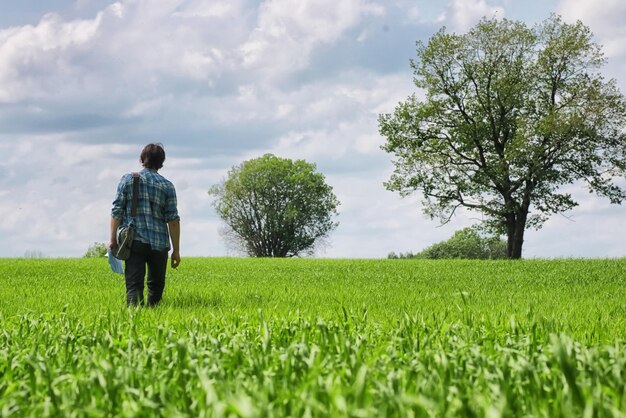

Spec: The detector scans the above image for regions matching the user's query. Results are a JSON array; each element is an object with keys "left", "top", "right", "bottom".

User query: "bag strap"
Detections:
[{"left": 131, "top": 172, "right": 140, "bottom": 218}]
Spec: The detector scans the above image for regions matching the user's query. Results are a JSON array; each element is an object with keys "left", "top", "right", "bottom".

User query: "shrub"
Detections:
[
  {"left": 389, "top": 227, "right": 507, "bottom": 259},
  {"left": 84, "top": 242, "right": 107, "bottom": 258}
]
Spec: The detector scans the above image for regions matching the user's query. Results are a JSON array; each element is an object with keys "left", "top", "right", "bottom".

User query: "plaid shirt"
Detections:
[{"left": 111, "top": 168, "right": 180, "bottom": 251}]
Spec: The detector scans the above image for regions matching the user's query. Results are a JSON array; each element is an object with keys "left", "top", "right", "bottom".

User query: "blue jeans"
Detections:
[{"left": 124, "top": 241, "right": 168, "bottom": 307}]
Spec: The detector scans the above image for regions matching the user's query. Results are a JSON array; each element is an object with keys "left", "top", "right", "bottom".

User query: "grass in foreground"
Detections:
[{"left": 1, "top": 258, "right": 625, "bottom": 416}]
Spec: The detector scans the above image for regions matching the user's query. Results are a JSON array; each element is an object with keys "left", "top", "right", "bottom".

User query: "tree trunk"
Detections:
[{"left": 505, "top": 209, "right": 528, "bottom": 259}]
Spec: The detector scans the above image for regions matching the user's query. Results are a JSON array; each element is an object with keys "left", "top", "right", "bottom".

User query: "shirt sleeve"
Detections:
[
  {"left": 111, "top": 175, "right": 129, "bottom": 221},
  {"left": 164, "top": 183, "right": 180, "bottom": 222}
]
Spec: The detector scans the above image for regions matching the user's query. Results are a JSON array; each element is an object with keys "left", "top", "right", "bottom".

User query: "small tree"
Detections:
[
  {"left": 387, "top": 251, "right": 416, "bottom": 259},
  {"left": 23, "top": 249, "right": 44, "bottom": 258},
  {"left": 379, "top": 15, "right": 626, "bottom": 259},
  {"left": 209, "top": 154, "right": 340, "bottom": 257},
  {"left": 84, "top": 242, "right": 107, "bottom": 258}
]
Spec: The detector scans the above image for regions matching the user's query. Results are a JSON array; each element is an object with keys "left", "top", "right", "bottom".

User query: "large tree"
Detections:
[
  {"left": 209, "top": 154, "right": 339, "bottom": 257},
  {"left": 379, "top": 15, "right": 626, "bottom": 259}
]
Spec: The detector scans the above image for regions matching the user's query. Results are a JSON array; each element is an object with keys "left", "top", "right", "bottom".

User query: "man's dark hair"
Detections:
[{"left": 140, "top": 143, "right": 166, "bottom": 170}]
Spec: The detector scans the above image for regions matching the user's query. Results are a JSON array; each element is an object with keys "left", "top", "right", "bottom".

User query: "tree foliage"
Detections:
[
  {"left": 84, "top": 242, "right": 107, "bottom": 258},
  {"left": 388, "top": 227, "right": 507, "bottom": 259},
  {"left": 209, "top": 154, "right": 340, "bottom": 257},
  {"left": 379, "top": 15, "right": 626, "bottom": 259}
]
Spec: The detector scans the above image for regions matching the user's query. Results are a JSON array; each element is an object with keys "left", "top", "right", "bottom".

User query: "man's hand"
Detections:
[
  {"left": 171, "top": 250, "right": 180, "bottom": 269},
  {"left": 108, "top": 240, "right": 117, "bottom": 251},
  {"left": 168, "top": 219, "right": 180, "bottom": 269}
]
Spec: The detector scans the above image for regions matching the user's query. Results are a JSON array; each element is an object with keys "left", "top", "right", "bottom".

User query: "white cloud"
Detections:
[
  {"left": 0, "top": 135, "right": 129, "bottom": 256},
  {"left": 525, "top": 185, "right": 626, "bottom": 258},
  {"left": 240, "top": 0, "right": 383, "bottom": 74},
  {"left": 0, "top": 13, "right": 101, "bottom": 102},
  {"left": 443, "top": 0, "right": 505, "bottom": 32},
  {"left": 0, "top": 0, "right": 251, "bottom": 106},
  {"left": 557, "top": 0, "right": 626, "bottom": 58},
  {"left": 326, "top": 172, "right": 478, "bottom": 257},
  {"left": 228, "top": 71, "right": 414, "bottom": 165},
  {"left": 172, "top": 0, "right": 237, "bottom": 19}
]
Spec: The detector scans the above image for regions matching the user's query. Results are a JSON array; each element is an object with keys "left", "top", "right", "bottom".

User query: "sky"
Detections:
[{"left": 0, "top": 0, "right": 625, "bottom": 258}]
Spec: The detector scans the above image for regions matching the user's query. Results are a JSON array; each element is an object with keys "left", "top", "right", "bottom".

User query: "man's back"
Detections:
[{"left": 112, "top": 168, "right": 178, "bottom": 251}]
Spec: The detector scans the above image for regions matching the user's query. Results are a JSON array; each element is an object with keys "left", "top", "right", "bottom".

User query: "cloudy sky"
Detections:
[{"left": 0, "top": 0, "right": 625, "bottom": 258}]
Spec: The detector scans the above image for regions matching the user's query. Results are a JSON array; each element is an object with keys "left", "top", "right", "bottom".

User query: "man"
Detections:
[{"left": 109, "top": 143, "right": 181, "bottom": 307}]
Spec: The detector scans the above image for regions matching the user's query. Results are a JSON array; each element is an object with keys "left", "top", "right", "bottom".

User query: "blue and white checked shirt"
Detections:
[{"left": 111, "top": 168, "right": 180, "bottom": 251}]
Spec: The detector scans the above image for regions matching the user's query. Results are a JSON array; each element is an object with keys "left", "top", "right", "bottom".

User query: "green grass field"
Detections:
[{"left": 1, "top": 258, "right": 625, "bottom": 417}]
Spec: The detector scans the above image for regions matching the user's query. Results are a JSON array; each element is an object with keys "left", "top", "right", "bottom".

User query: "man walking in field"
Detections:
[{"left": 110, "top": 143, "right": 181, "bottom": 307}]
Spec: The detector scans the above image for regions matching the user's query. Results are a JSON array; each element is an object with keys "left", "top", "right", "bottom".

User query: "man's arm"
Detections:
[
  {"left": 110, "top": 174, "right": 128, "bottom": 250},
  {"left": 168, "top": 220, "right": 180, "bottom": 268},
  {"left": 109, "top": 217, "right": 121, "bottom": 250}
]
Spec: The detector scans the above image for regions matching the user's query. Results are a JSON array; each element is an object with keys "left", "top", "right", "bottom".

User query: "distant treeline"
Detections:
[{"left": 389, "top": 227, "right": 507, "bottom": 260}]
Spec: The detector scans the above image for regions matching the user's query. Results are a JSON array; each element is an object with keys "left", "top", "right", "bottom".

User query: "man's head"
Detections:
[{"left": 140, "top": 143, "right": 166, "bottom": 170}]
